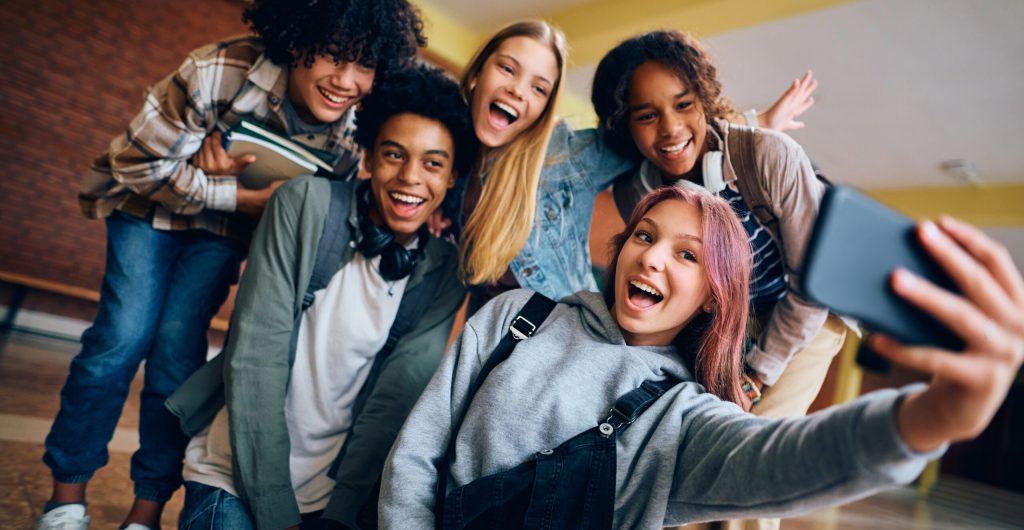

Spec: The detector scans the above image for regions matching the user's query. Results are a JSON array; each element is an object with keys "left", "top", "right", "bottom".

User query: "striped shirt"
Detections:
[
  {"left": 78, "top": 36, "right": 360, "bottom": 241},
  {"left": 719, "top": 185, "right": 787, "bottom": 307}
]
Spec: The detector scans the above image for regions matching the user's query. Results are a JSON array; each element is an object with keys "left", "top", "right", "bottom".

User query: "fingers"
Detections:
[
  {"left": 938, "top": 216, "right": 1024, "bottom": 310},
  {"left": 917, "top": 220, "right": 1022, "bottom": 333},
  {"left": 871, "top": 333, "right": 985, "bottom": 380},
  {"left": 890, "top": 268, "right": 996, "bottom": 349},
  {"left": 892, "top": 268, "right": 1023, "bottom": 364}
]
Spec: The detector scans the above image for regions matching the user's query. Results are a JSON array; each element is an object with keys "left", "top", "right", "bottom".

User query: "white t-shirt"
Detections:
[{"left": 183, "top": 245, "right": 411, "bottom": 512}]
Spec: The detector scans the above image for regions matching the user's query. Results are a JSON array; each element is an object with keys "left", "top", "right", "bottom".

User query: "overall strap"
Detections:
[
  {"left": 434, "top": 292, "right": 557, "bottom": 527},
  {"left": 599, "top": 378, "right": 680, "bottom": 438}
]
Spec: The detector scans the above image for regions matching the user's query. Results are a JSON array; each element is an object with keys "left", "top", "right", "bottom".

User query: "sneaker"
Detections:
[
  {"left": 122, "top": 525, "right": 154, "bottom": 530},
  {"left": 35, "top": 504, "right": 90, "bottom": 530}
]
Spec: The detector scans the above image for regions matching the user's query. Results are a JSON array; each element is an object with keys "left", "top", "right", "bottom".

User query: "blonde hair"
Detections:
[{"left": 458, "top": 20, "right": 567, "bottom": 285}]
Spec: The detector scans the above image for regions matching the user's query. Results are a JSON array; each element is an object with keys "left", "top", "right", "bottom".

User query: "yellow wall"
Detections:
[{"left": 867, "top": 184, "right": 1024, "bottom": 227}]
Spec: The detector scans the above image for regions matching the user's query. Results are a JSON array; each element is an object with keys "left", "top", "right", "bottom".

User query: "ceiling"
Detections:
[{"left": 425, "top": 0, "right": 1024, "bottom": 189}]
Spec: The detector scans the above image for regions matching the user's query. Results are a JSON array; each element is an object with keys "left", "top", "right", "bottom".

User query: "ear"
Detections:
[
  {"left": 446, "top": 169, "right": 458, "bottom": 189},
  {"left": 359, "top": 148, "right": 373, "bottom": 177},
  {"left": 468, "top": 74, "right": 478, "bottom": 93}
]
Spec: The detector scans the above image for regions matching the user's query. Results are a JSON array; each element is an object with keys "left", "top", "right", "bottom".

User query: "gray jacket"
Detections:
[
  {"left": 167, "top": 177, "right": 465, "bottom": 530},
  {"left": 380, "top": 289, "right": 940, "bottom": 529}
]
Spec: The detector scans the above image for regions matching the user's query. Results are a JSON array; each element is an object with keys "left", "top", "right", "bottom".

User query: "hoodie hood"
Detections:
[{"left": 559, "top": 290, "right": 621, "bottom": 345}]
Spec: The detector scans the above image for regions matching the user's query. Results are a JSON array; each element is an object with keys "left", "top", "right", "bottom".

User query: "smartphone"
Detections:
[{"left": 801, "top": 186, "right": 964, "bottom": 371}]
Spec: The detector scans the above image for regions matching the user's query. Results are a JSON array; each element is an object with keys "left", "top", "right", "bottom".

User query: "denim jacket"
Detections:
[{"left": 494, "top": 121, "right": 633, "bottom": 300}]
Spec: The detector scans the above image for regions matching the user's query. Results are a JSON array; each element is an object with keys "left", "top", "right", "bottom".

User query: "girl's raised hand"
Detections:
[
  {"left": 758, "top": 71, "right": 818, "bottom": 132},
  {"left": 873, "top": 217, "right": 1024, "bottom": 452}
]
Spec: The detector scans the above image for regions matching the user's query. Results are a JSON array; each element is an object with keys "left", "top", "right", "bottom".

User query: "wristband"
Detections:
[
  {"left": 743, "top": 109, "right": 759, "bottom": 129},
  {"left": 741, "top": 373, "right": 762, "bottom": 405}
]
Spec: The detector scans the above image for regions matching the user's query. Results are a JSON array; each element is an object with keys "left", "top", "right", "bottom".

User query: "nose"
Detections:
[
  {"left": 507, "top": 79, "right": 526, "bottom": 100},
  {"left": 331, "top": 62, "right": 358, "bottom": 90},
  {"left": 658, "top": 111, "right": 682, "bottom": 137},
  {"left": 639, "top": 242, "right": 668, "bottom": 272},
  {"left": 396, "top": 158, "right": 422, "bottom": 185}
]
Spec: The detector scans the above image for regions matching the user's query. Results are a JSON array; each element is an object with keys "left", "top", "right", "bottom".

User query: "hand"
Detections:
[
  {"left": 192, "top": 131, "right": 256, "bottom": 176},
  {"left": 875, "top": 217, "right": 1024, "bottom": 452},
  {"left": 427, "top": 209, "right": 453, "bottom": 238},
  {"left": 236, "top": 179, "right": 286, "bottom": 221},
  {"left": 758, "top": 71, "right": 818, "bottom": 132}
]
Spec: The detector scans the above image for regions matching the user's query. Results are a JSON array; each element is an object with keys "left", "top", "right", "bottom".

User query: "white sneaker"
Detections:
[
  {"left": 122, "top": 524, "right": 154, "bottom": 530},
  {"left": 35, "top": 504, "right": 90, "bottom": 530}
]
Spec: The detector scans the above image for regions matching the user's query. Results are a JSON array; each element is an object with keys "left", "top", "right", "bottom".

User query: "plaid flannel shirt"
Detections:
[{"left": 79, "top": 36, "right": 360, "bottom": 241}]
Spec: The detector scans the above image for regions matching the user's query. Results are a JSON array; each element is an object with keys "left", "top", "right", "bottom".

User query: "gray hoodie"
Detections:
[{"left": 380, "top": 289, "right": 942, "bottom": 529}]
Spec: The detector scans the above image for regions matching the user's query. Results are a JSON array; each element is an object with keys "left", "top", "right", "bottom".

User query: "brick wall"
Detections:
[{"left": 0, "top": 0, "right": 249, "bottom": 322}]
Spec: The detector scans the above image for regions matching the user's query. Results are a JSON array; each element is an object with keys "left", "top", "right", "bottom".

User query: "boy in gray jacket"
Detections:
[{"left": 167, "top": 65, "right": 477, "bottom": 530}]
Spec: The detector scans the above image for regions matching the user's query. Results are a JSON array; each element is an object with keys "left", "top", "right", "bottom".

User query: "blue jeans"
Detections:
[
  {"left": 179, "top": 482, "right": 255, "bottom": 530},
  {"left": 179, "top": 482, "right": 328, "bottom": 530},
  {"left": 44, "top": 211, "right": 245, "bottom": 502}
]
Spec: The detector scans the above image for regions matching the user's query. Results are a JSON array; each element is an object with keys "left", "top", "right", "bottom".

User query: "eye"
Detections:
[
  {"left": 426, "top": 159, "right": 446, "bottom": 170},
  {"left": 633, "top": 111, "right": 655, "bottom": 123},
  {"left": 675, "top": 100, "right": 693, "bottom": 111},
  {"left": 499, "top": 63, "right": 514, "bottom": 75},
  {"left": 383, "top": 150, "right": 404, "bottom": 161},
  {"left": 678, "top": 249, "right": 698, "bottom": 263},
  {"left": 533, "top": 85, "right": 548, "bottom": 97},
  {"left": 633, "top": 229, "right": 653, "bottom": 244}
]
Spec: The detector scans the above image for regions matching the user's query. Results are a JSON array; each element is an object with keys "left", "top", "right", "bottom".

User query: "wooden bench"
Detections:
[{"left": 0, "top": 271, "right": 229, "bottom": 334}]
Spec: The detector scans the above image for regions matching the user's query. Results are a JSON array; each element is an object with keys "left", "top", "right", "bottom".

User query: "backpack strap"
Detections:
[
  {"left": 303, "top": 179, "right": 354, "bottom": 310},
  {"left": 288, "top": 180, "right": 354, "bottom": 370},
  {"left": 726, "top": 124, "right": 781, "bottom": 245},
  {"left": 434, "top": 292, "right": 558, "bottom": 526}
]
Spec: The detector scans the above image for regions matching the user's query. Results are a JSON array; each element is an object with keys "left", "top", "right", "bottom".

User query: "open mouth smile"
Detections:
[
  {"left": 627, "top": 279, "right": 664, "bottom": 309},
  {"left": 658, "top": 139, "right": 692, "bottom": 159},
  {"left": 386, "top": 190, "right": 428, "bottom": 219},
  {"left": 488, "top": 100, "right": 520, "bottom": 129},
  {"left": 317, "top": 86, "right": 352, "bottom": 107}
]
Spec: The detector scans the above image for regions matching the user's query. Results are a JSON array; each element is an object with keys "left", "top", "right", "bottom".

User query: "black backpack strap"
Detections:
[
  {"left": 288, "top": 180, "right": 353, "bottom": 370},
  {"left": 303, "top": 179, "right": 354, "bottom": 310},
  {"left": 434, "top": 292, "right": 557, "bottom": 526}
]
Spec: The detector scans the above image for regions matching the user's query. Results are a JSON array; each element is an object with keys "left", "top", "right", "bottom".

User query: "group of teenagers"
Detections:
[{"left": 38, "top": 0, "right": 1024, "bottom": 529}]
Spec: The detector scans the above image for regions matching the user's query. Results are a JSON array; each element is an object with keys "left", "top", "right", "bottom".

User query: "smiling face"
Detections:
[
  {"left": 613, "top": 198, "right": 711, "bottom": 347},
  {"left": 627, "top": 60, "right": 710, "bottom": 181},
  {"left": 364, "top": 113, "right": 457, "bottom": 242},
  {"left": 287, "top": 55, "right": 375, "bottom": 125},
  {"left": 468, "top": 36, "right": 559, "bottom": 149}
]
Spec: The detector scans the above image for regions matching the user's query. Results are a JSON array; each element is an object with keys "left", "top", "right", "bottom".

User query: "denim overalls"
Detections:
[{"left": 440, "top": 378, "right": 678, "bottom": 529}]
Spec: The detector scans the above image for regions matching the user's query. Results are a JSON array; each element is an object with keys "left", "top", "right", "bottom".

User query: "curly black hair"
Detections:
[
  {"left": 591, "top": 30, "right": 735, "bottom": 160},
  {"left": 354, "top": 64, "right": 478, "bottom": 179},
  {"left": 244, "top": 0, "right": 426, "bottom": 80}
]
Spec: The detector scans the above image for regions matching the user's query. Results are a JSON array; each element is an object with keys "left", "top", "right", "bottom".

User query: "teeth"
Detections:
[
  {"left": 660, "top": 140, "right": 690, "bottom": 154},
  {"left": 318, "top": 87, "right": 349, "bottom": 104},
  {"left": 630, "top": 280, "right": 663, "bottom": 298},
  {"left": 390, "top": 192, "right": 425, "bottom": 205},
  {"left": 494, "top": 101, "right": 518, "bottom": 118}
]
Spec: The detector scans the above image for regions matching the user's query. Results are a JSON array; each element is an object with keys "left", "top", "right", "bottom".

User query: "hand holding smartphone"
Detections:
[{"left": 801, "top": 186, "right": 964, "bottom": 371}]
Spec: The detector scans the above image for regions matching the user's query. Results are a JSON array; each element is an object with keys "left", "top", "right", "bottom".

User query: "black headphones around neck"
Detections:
[{"left": 356, "top": 183, "right": 427, "bottom": 282}]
